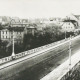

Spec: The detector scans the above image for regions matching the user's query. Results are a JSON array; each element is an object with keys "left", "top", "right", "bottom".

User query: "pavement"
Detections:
[{"left": 40, "top": 45, "right": 80, "bottom": 80}]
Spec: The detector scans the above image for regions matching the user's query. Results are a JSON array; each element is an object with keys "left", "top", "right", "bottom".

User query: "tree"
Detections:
[
  {"left": 0, "top": 24, "right": 4, "bottom": 30},
  {"left": 43, "top": 23, "right": 62, "bottom": 42},
  {"left": 22, "top": 23, "right": 63, "bottom": 51}
]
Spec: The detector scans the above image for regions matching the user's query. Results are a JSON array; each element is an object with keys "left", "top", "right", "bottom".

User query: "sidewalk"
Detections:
[{"left": 40, "top": 49, "right": 80, "bottom": 80}]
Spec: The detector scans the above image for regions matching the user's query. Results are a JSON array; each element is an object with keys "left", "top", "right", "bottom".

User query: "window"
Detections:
[
  {"left": 68, "top": 23, "right": 70, "bottom": 25},
  {"left": 6, "top": 36, "right": 7, "bottom": 39},
  {"left": 6, "top": 31, "right": 7, "bottom": 34},
  {"left": 3, "top": 31, "right": 4, "bottom": 34},
  {"left": 20, "top": 32, "right": 21, "bottom": 34}
]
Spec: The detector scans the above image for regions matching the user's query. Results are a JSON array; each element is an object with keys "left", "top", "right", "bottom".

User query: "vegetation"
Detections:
[
  {"left": 22, "top": 24, "right": 74, "bottom": 51},
  {"left": 0, "top": 24, "right": 75, "bottom": 57}
]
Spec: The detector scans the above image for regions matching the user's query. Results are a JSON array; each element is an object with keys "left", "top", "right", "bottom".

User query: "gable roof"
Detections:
[
  {"left": 62, "top": 21, "right": 79, "bottom": 29},
  {"left": 74, "top": 15, "right": 80, "bottom": 20},
  {"left": 63, "top": 20, "right": 77, "bottom": 22}
]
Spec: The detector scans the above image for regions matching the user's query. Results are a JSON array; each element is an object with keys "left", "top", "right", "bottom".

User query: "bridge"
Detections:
[{"left": 0, "top": 35, "right": 80, "bottom": 80}]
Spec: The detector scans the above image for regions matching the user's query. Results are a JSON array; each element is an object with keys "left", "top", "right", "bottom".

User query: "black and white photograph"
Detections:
[{"left": 0, "top": 0, "right": 80, "bottom": 80}]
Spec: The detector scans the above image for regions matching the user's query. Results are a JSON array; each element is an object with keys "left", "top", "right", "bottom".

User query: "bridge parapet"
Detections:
[
  {"left": 0, "top": 56, "right": 12, "bottom": 64},
  {"left": 58, "top": 60, "right": 80, "bottom": 80},
  {"left": 0, "top": 36, "right": 74, "bottom": 65}
]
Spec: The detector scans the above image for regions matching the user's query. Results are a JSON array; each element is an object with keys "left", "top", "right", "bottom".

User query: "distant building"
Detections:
[
  {"left": 0, "top": 27, "right": 24, "bottom": 44},
  {"left": 0, "top": 24, "right": 37, "bottom": 43},
  {"left": 50, "top": 17, "right": 62, "bottom": 22},
  {"left": 9, "top": 18, "right": 29, "bottom": 27},
  {"left": 24, "top": 24, "right": 37, "bottom": 35},
  {"left": 61, "top": 21, "right": 76, "bottom": 32},
  {"left": 10, "top": 18, "right": 21, "bottom": 27},
  {"left": 49, "top": 17, "right": 63, "bottom": 25},
  {"left": 66, "top": 14, "right": 80, "bottom": 27},
  {"left": 61, "top": 14, "right": 80, "bottom": 32},
  {"left": 0, "top": 29, "right": 11, "bottom": 41}
]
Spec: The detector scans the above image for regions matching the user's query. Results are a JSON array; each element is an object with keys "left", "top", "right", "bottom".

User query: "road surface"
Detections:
[{"left": 0, "top": 37, "right": 80, "bottom": 80}]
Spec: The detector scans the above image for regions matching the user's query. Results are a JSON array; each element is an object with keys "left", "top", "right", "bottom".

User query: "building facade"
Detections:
[
  {"left": 61, "top": 22, "right": 75, "bottom": 32},
  {"left": 0, "top": 28, "right": 24, "bottom": 44}
]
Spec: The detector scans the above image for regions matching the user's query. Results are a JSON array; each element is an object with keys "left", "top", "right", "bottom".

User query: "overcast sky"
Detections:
[{"left": 0, "top": 0, "right": 80, "bottom": 19}]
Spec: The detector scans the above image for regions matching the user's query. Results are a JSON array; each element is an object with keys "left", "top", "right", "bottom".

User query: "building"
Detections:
[
  {"left": 0, "top": 27, "right": 24, "bottom": 44},
  {"left": 0, "top": 24, "right": 37, "bottom": 43},
  {"left": 66, "top": 14, "right": 80, "bottom": 26},
  {"left": 9, "top": 18, "right": 29, "bottom": 27},
  {"left": 10, "top": 18, "right": 22, "bottom": 27},
  {"left": 24, "top": 24, "right": 37, "bottom": 35},
  {"left": 61, "top": 13, "right": 80, "bottom": 32},
  {"left": 0, "top": 29, "right": 10, "bottom": 41},
  {"left": 61, "top": 21, "right": 76, "bottom": 32},
  {"left": 49, "top": 17, "right": 63, "bottom": 25}
]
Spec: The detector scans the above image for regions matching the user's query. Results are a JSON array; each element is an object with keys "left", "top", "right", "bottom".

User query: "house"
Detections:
[
  {"left": 0, "top": 27, "right": 24, "bottom": 44},
  {"left": 0, "top": 29, "right": 11, "bottom": 41},
  {"left": 0, "top": 25, "right": 37, "bottom": 43},
  {"left": 66, "top": 14, "right": 80, "bottom": 27},
  {"left": 9, "top": 18, "right": 29, "bottom": 27},
  {"left": 61, "top": 14, "right": 80, "bottom": 32},
  {"left": 10, "top": 18, "right": 22, "bottom": 27},
  {"left": 24, "top": 24, "right": 37, "bottom": 35},
  {"left": 61, "top": 21, "right": 75, "bottom": 32}
]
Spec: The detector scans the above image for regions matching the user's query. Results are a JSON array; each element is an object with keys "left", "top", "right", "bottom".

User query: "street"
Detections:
[{"left": 0, "top": 38, "right": 80, "bottom": 80}]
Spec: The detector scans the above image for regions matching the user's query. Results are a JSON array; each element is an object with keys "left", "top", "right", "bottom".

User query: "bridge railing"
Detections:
[
  {"left": 0, "top": 36, "right": 74, "bottom": 65},
  {"left": 58, "top": 60, "right": 80, "bottom": 80},
  {"left": 0, "top": 56, "right": 12, "bottom": 64}
]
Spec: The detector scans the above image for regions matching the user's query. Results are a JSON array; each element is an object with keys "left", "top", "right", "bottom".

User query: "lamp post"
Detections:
[
  {"left": 65, "top": 31, "right": 66, "bottom": 39},
  {"left": 69, "top": 35, "right": 71, "bottom": 70},
  {"left": 11, "top": 30, "right": 15, "bottom": 57}
]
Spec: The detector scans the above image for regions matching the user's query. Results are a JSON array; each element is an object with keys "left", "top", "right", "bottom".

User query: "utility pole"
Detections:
[{"left": 12, "top": 30, "right": 15, "bottom": 57}]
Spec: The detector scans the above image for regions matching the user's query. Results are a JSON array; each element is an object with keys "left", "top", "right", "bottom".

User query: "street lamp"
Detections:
[
  {"left": 65, "top": 31, "right": 66, "bottom": 39},
  {"left": 69, "top": 35, "right": 71, "bottom": 70},
  {"left": 11, "top": 30, "right": 15, "bottom": 57}
]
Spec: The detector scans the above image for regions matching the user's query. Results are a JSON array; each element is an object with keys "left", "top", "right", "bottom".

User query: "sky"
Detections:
[{"left": 0, "top": 0, "right": 80, "bottom": 19}]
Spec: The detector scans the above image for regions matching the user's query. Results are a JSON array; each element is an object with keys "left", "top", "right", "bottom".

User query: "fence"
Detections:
[
  {"left": 0, "top": 37, "right": 73, "bottom": 65},
  {"left": 58, "top": 61, "right": 80, "bottom": 80}
]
